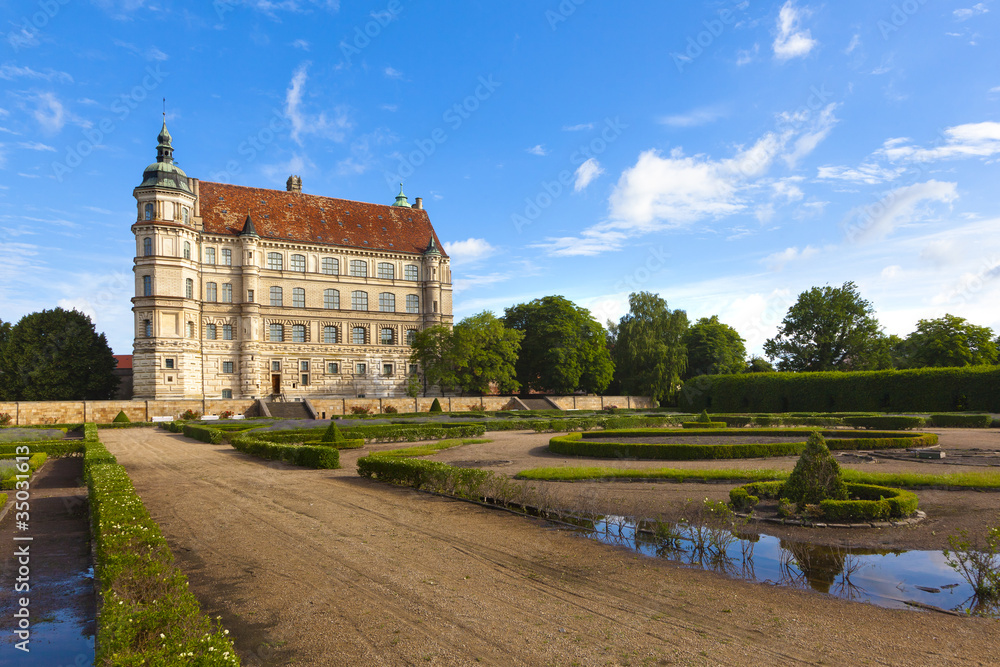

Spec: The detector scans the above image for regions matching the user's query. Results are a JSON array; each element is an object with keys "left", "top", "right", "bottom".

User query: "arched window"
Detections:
[
  {"left": 349, "top": 260, "right": 367, "bottom": 277},
  {"left": 143, "top": 237, "right": 152, "bottom": 256},
  {"left": 142, "top": 275, "right": 152, "bottom": 296},
  {"left": 406, "top": 329, "right": 417, "bottom": 345},
  {"left": 221, "top": 248, "right": 232, "bottom": 266},
  {"left": 406, "top": 295, "right": 419, "bottom": 313},
  {"left": 267, "top": 252, "right": 283, "bottom": 270},
  {"left": 206, "top": 282, "right": 217, "bottom": 302},
  {"left": 377, "top": 262, "right": 394, "bottom": 279},
  {"left": 143, "top": 319, "right": 152, "bottom": 337},
  {"left": 290, "top": 254, "right": 306, "bottom": 271},
  {"left": 269, "top": 286, "right": 283, "bottom": 306},
  {"left": 292, "top": 287, "right": 305, "bottom": 308},
  {"left": 206, "top": 324, "right": 217, "bottom": 340},
  {"left": 351, "top": 290, "right": 368, "bottom": 311},
  {"left": 183, "top": 241, "right": 191, "bottom": 260},
  {"left": 144, "top": 203, "right": 154, "bottom": 221},
  {"left": 404, "top": 265, "right": 419, "bottom": 281},
  {"left": 185, "top": 278, "right": 193, "bottom": 299},
  {"left": 321, "top": 257, "right": 339, "bottom": 275},
  {"left": 323, "top": 289, "right": 340, "bottom": 309},
  {"left": 323, "top": 325, "right": 338, "bottom": 344},
  {"left": 291, "top": 324, "right": 306, "bottom": 342},
  {"left": 205, "top": 247, "right": 216, "bottom": 265},
  {"left": 380, "top": 328, "right": 395, "bottom": 345},
  {"left": 379, "top": 293, "right": 395, "bottom": 312},
  {"left": 352, "top": 326, "right": 366, "bottom": 344},
  {"left": 269, "top": 323, "right": 284, "bottom": 342}
]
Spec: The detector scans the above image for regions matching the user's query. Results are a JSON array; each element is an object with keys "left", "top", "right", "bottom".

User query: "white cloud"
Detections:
[
  {"left": 881, "top": 265, "right": 902, "bottom": 279},
  {"left": 844, "top": 33, "right": 861, "bottom": 54},
  {"left": 574, "top": 158, "right": 604, "bottom": 192},
  {"left": 383, "top": 66, "right": 403, "bottom": 79},
  {"left": 782, "top": 103, "right": 839, "bottom": 167},
  {"left": 530, "top": 230, "right": 627, "bottom": 257},
  {"left": 771, "top": 177, "right": 804, "bottom": 201},
  {"left": 764, "top": 245, "right": 818, "bottom": 270},
  {"left": 442, "top": 238, "right": 498, "bottom": 265},
  {"left": 562, "top": 122, "right": 594, "bottom": 132},
  {"left": 879, "top": 121, "right": 1000, "bottom": 162},
  {"left": 292, "top": 39, "right": 310, "bottom": 50},
  {"left": 843, "top": 180, "right": 958, "bottom": 243},
  {"left": 452, "top": 273, "right": 511, "bottom": 293},
  {"left": 30, "top": 92, "right": 67, "bottom": 134},
  {"left": 919, "top": 239, "right": 962, "bottom": 267},
  {"left": 954, "top": 3, "right": 989, "bottom": 20},
  {"left": 773, "top": 1, "right": 817, "bottom": 61},
  {"left": 16, "top": 141, "right": 56, "bottom": 152},
  {"left": 380, "top": 104, "right": 398, "bottom": 112},
  {"left": 6, "top": 29, "right": 39, "bottom": 50},
  {"left": 736, "top": 43, "right": 759, "bottom": 66},
  {"left": 659, "top": 106, "right": 726, "bottom": 128},
  {"left": 817, "top": 162, "right": 904, "bottom": 184},
  {"left": 112, "top": 40, "right": 168, "bottom": 61},
  {"left": 0, "top": 64, "right": 73, "bottom": 83},
  {"left": 526, "top": 144, "right": 548, "bottom": 156},
  {"left": 284, "top": 62, "right": 351, "bottom": 146}
]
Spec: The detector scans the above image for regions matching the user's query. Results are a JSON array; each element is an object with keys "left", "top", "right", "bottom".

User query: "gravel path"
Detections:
[{"left": 99, "top": 428, "right": 1000, "bottom": 666}]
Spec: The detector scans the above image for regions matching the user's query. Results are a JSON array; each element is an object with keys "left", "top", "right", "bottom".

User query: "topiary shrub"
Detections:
[
  {"left": 429, "top": 398, "right": 443, "bottom": 413},
  {"left": 322, "top": 422, "right": 346, "bottom": 443},
  {"left": 112, "top": 411, "right": 130, "bottom": 424},
  {"left": 729, "top": 487, "right": 759, "bottom": 512},
  {"left": 782, "top": 431, "right": 848, "bottom": 509}
]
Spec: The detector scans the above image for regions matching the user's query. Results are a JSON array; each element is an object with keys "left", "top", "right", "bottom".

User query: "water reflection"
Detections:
[{"left": 570, "top": 514, "right": 993, "bottom": 616}]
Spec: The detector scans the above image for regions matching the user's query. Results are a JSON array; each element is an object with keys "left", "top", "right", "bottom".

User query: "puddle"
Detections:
[
  {"left": 3, "top": 607, "right": 94, "bottom": 666},
  {"left": 566, "top": 514, "right": 995, "bottom": 616}
]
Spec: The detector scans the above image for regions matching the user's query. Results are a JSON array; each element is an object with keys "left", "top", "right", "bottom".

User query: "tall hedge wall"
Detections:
[{"left": 678, "top": 366, "right": 1000, "bottom": 413}]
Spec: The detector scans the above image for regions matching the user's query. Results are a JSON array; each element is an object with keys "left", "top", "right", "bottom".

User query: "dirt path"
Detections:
[{"left": 98, "top": 428, "right": 1000, "bottom": 666}]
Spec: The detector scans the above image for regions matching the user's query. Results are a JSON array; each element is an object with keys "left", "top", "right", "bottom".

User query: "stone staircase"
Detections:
[
  {"left": 265, "top": 400, "right": 312, "bottom": 420},
  {"left": 516, "top": 397, "right": 562, "bottom": 411}
]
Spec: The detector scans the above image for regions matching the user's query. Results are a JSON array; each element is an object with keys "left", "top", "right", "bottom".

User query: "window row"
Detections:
[
  {"left": 143, "top": 203, "right": 191, "bottom": 224},
  {"left": 266, "top": 324, "right": 417, "bottom": 346},
  {"left": 267, "top": 287, "right": 419, "bottom": 313},
  {"left": 270, "top": 359, "right": 416, "bottom": 377},
  {"left": 264, "top": 253, "right": 420, "bottom": 281}
]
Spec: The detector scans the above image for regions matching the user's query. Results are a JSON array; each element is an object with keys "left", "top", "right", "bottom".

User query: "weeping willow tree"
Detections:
[{"left": 608, "top": 292, "right": 688, "bottom": 405}]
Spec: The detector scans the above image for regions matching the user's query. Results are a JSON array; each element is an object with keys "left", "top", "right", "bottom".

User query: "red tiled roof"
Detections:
[
  {"left": 114, "top": 354, "right": 133, "bottom": 369},
  {"left": 197, "top": 181, "right": 447, "bottom": 257}
]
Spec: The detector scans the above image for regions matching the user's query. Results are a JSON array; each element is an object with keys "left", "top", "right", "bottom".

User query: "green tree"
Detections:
[
  {"left": 0, "top": 308, "right": 119, "bottom": 401},
  {"left": 902, "top": 314, "right": 998, "bottom": 368},
  {"left": 452, "top": 312, "right": 523, "bottom": 395},
  {"left": 407, "top": 325, "right": 458, "bottom": 396},
  {"left": 609, "top": 292, "right": 687, "bottom": 404},
  {"left": 683, "top": 315, "right": 746, "bottom": 379},
  {"left": 503, "top": 296, "right": 613, "bottom": 394},
  {"left": 745, "top": 356, "right": 775, "bottom": 373},
  {"left": 763, "top": 282, "right": 885, "bottom": 372}
]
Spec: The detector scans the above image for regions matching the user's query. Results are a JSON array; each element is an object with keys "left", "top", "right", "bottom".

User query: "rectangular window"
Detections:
[
  {"left": 292, "top": 324, "right": 306, "bottom": 342},
  {"left": 356, "top": 363, "right": 367, "bottom": 375},
  {"left": 409, "top": 364, "right": 419, "bottom": 375},
  {"left": 293, "top": 287, "right": 305, "bottom": 308},
  {"left": 186, "top": 321, "right": 195, "bottom": 338},
  {"left": 222, "top": 324, "right": 234, "bottom": 340},
  {"left": 406, "top": 295, "right": 419, "bottom": 313},
  {"left": 269, "top": 323, "right": 284, "bottom": 342},
  {"left": 205, "top": 247, "right": 216, "bottom": 265},
  {"left": 271, "top": 361, "right": 281, "bottom": 372},
  {"left": 327, "top": 362, "right": 339, "bottom": 374},
  {"left": 144, "top": 320, "right": 152, "bottom": 337},
  {"left": 379, "top": 293, "right": 395, "bottom": 312},
  {"left": 165, "top": 358, "right": 175, "bottom": 369},
  {"left": 349, "top": 260, "right": 367, "bottom": 277},
  {"left": 185, "top": 279, "right": 193, "bottom": 299},
  {"left": 300, "top": 361, "right": 309, "bottom": 372},
  {"left": 222, "top": 361, "right": 234, "bottom": 374},
  {"left": 267, "top": 252, "right": 283, "bottom": 270},
  {"left": 381, "top": 327, "right": 394, "bottom": 345},
  {"left": 206, "top": 323, "right": 217, "bottom": 340},
  {"left": 406, "top": 329, "right": 417, "bottom": 345},
  {"left": 222, "top": 389, "right": 233, "bottom": 399},
  {"left": 206, "top": 282, "right": 217, "bottom": 302},
  {"left": 291, "top": 254, "right": 306, "bottom": 271},
  {"left": 404, "top": 265, "right": 419, "bottom": 281},
  {"left": 323, "top": 289, "right": 340, "bottom": 309},
  {"left": 352, "top": 327, "right": 365, "bottom": 345},
  {"left": 383, "top": 363, "right": 393, "bottom": 376},
  {"left": 323, "top": 325, "right": 337, "bottom": 344},
  {"left": 221, "top": 283, "right": 232, "bottom": 303},
  {"left": 222, "top": 248, "right": 232, "bottom": 266},
  {"left": 247, "top": 289, "right": 254, "bottom": 303},
  {"left": 301, "top": 374, "right": 309, "bottom": 386},
  {"left": 351, "top": 291, "right": 368, "bottom": 311},
  {"left": 270, "top": 286, "right": 282, "bottom": 307},
  {"left": 142, "top": 275, "right": 152, "bottom": 296},
  {"left": 377, "top": 262, "right": 394, "bottom": 279},
  {"left": 322, "top": 257, "right": 338, "bottom": 275}
]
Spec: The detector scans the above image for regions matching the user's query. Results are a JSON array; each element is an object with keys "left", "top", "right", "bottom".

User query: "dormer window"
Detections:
[{"left": 144, "top": 203, "right": 154, "bottom": 221}]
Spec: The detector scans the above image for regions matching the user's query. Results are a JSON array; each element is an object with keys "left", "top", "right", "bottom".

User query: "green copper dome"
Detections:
[
  {"left": 138, "top": 118, "right": 192, "bottom": 193},
  {"left": 392, "top": 182, "right": 410, "bottom": 207}
]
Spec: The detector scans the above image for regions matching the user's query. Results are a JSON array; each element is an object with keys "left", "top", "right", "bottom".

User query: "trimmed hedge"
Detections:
[
  {"left": 230, "top": 438, "right": 340, "bottom": 469},
  {"left": 548, "top": 429, "right": 935, "bottom": 460},
  {"left": 0, "top": 492, "right": 6, "bottom": 506},
  {"left": 84, "top": 439, "right": 239, "bottom": 665},
  {"left": 729, "top": 480, "right": 918, "bottom": 521},
  {"left": 0, "top": 441, "right": 85, "bottom": 457},
  {"left": 843, "top": 416, "right": 924, "bottom": 430},
  {"left": 357, "top": 454, "right": 492, "bottom": 498},
  {"left": 680, "top": 366, "right": 1000, "bottom": 413},
  {"left": 84, "top": 422, "right": 100, "bottom": 442},
  {"left": 255, "top": 422, "right": 487, "bottom": 444},
  {"left": 929, "top": 413, "right": 993, "bottom": 428},
  {"left": 302, "top": 439, "right": 364, "bottom": 450},
  {"left": 0, "top": 453, "right": 47, "bottom": 489},
  {"left": 182, "top": 424, "right": 225, "bottom": 444},
  {"left": 681, "top": 421, "right": 727, "bottom": 429}
]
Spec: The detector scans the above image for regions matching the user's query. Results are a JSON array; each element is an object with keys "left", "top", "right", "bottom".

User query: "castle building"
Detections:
[{"left": 131, "top": 120, "right": 452, "bottom": 400}]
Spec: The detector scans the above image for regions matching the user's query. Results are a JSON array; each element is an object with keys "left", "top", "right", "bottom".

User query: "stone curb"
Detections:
[{"left": 733, "top": 510, "right": 926, "bottom": 528}]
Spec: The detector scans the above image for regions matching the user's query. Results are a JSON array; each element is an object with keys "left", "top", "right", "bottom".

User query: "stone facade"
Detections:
[{"left": 131, "top": 120, "right": 452, "bottom": 400}]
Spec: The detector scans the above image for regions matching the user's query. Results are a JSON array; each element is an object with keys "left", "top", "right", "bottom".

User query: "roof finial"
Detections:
[{"left": 392, "top": 182, "right": 410, "bottom": 207}]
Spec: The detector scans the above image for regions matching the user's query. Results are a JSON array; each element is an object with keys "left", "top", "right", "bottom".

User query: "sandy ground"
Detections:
[{"left": 100, "top": 428, "right": 1000, "bottom": 667}]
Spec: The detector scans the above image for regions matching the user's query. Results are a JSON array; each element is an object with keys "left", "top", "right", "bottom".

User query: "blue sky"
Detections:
[{"left": 2, "top": 1, "right": 1000, "bottom": 356}]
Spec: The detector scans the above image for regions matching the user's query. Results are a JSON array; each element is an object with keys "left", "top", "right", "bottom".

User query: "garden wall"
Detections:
[{"left": 679, "top": 366, "right": 1000, "bottom": 413}]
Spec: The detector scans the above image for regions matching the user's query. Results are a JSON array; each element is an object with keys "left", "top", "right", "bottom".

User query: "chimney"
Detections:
[
  {"left": 286, "top": 175, "right": 302, "bottom": 193},
  {"left": 413, "top": 197, "right": 423, "bottom": 210}
]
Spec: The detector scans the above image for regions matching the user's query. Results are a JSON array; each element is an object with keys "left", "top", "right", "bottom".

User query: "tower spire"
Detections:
[
  {"left": 156, "top": 105, "right": 174, "bottom": 165},
  {"left": 392, "top": 182, "right": 410, "bottom": 207}
]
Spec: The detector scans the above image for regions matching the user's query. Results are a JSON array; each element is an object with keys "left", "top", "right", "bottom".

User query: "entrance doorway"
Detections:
[{"left": 271, "top": 374, "right": 281, "bottom": 394}]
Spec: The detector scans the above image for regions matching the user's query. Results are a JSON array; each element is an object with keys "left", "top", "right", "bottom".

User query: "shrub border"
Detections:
[{"left": 729, "top": 480, "right": 919, "bottom": 522}]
